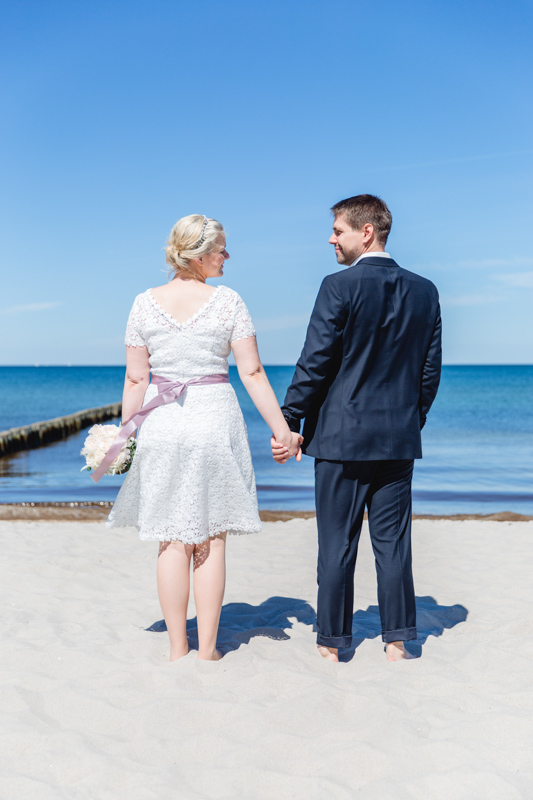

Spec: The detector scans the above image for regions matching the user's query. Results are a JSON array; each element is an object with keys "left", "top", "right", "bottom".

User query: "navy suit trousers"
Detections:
[{"left": 315, "top": 458, "right": 417, "bottom": 648}]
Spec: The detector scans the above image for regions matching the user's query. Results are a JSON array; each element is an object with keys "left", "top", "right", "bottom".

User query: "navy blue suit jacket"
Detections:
[{"left": 281, "top": 256, "right": 442, "bottom": 461}]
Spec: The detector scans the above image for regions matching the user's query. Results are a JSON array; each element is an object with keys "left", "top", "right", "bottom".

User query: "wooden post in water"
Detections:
[{"left": 0, "top": 403, "right": 122, "bottom": 456}]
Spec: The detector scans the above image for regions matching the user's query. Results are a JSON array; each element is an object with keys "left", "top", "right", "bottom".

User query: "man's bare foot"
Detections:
[
  {"left": 169, "top": 645, "right": 189, "bottom": 662},
  {"left": 197, "top": 649, "right": 223, "bottom": 661},
  {"left": 317, "top": 645, "right": 339, "bottom": 662},
  {"left": 385, "top": 641, "right": 407, "bottom": 662}
]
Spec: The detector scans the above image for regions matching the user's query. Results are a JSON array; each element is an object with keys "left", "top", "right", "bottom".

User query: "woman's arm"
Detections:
[
  {"left": 231, "top": 336, "right": 302, "bottom": 460},
  {"left": 121, "top": 345, "right": 151, "bottom": 425}
]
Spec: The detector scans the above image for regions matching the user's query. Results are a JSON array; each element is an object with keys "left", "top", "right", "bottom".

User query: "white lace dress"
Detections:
[{"left": 106, "top": 285, "right": 263, "bottom": 544}]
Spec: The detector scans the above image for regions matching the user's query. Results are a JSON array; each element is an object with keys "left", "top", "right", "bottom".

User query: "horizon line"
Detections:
[{"left": 1, "top": 363, "right": 532, "bottom": 369}]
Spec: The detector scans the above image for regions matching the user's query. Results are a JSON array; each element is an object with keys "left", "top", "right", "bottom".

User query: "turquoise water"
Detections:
[{"left": 0, "top": 365, "right": 532, "bottom": 513}]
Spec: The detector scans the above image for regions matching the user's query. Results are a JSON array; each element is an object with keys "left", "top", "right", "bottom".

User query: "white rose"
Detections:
[{"left": 113, "top": 450, "right": 128, "bottom": 469}]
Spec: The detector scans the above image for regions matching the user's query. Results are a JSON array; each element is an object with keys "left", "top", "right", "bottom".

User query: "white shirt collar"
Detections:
[{"left": 351, "top": 251, "right": 391, "bottom": 267}]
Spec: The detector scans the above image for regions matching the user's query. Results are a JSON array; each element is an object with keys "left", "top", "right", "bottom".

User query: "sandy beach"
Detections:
[{"left": 2, "top": 516, "right": 532, "bottom": 799}]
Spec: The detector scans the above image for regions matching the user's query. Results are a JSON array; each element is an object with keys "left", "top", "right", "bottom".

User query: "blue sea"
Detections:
[{"left": 0, "top": 365, "right": 532, "bottom": 514}]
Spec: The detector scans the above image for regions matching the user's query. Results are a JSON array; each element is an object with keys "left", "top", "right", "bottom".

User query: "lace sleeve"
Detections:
[
  {"left": 230, "top": 294, "right": 256, "bottom": 343},
  {"left": 125, "top": 295, "right": 146, "bottom": 347}
]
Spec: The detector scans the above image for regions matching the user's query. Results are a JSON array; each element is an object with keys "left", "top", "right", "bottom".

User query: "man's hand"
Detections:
[{"left": 271, "top": 432, "right": 303, "bottom": 464}]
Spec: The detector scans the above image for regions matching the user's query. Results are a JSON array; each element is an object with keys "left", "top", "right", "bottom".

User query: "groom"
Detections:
[{"left": 273, "top": 194, "right": 441, "bottom": 662}]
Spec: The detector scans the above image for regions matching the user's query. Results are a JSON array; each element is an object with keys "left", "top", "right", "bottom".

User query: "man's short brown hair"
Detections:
[{"left": 331, "top": 194, "right": 392, "bottom": 245}]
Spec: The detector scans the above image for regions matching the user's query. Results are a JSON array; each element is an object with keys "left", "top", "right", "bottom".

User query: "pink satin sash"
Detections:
[{"left": 90, "top": 373, "right": 229, "bottom": 483}]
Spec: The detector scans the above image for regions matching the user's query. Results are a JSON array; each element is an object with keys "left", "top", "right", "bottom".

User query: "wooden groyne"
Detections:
[{"left": 0, "top": 403, "right": 122, "bottom": 457}]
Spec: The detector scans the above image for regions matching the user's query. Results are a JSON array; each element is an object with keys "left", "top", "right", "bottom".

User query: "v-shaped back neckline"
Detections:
[{"left": 146, "top": 286, "right": 221, "bottom": 329}]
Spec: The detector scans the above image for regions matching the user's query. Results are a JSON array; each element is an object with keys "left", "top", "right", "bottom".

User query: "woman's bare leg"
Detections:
[
  {"left": 193, "top": 533, "right": 227, "bottom": 660},
  {"left": 157, "top": 540, "right": 193, "bottom": 661}
]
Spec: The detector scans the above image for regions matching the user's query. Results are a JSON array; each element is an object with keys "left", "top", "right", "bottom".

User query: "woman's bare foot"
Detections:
[
  {"left": 317, "top": 645, "right": 339, "bottom": 662},
  {"left": 169, "top": 645, "right": 189, "bottom": 662},
  {"left": 197, "top": 649, "right": 223, "bottom": 661},
  {"left": 385, "top": 641, "right": 407, "bottom": 662}
]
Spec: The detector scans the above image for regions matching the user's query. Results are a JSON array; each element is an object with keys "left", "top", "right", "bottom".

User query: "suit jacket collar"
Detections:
[{"left": 355, "top": 255, "right": 399, "bottom": 268}]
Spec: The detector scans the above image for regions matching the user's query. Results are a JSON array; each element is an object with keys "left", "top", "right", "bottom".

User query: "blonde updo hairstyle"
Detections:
[{"left": 165, "top": 214, "right": 225, "bottom": 280}]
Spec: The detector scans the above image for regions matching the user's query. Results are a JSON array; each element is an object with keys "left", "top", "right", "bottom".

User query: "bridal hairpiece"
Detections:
[{"left": 191, "top": 215, "right": 209, "bottom": 250}]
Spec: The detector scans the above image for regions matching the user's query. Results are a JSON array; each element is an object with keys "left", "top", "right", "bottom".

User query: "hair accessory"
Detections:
[{"left": 191, "top": 215, "right": 209, "bottom": 250}]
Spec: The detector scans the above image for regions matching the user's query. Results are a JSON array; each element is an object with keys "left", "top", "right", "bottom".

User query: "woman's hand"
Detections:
[{"left": 271, "top": 432, "right": 303, "bottom": 464}]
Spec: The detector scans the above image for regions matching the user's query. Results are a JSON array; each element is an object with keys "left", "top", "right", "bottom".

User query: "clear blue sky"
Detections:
[{"left": 1, "top": 0, "right": 532, "bottom": 365}]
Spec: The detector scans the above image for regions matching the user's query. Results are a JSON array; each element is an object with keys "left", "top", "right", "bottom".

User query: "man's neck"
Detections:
[{"left": 360, "top": 247, "right": 386, "bottom": 256}]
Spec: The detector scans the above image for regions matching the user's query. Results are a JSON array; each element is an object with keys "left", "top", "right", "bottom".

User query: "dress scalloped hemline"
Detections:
[{"left": 105, "top": 519, "right": 263, "bottom": 544}]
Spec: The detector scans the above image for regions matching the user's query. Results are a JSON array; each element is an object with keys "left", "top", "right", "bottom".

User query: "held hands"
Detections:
[{"left": 271, "top": 432, "right": 303, "bottom": 465}]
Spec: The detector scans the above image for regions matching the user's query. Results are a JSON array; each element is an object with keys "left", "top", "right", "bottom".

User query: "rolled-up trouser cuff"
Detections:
[
  {"left": 382, "top": 627, "right": 417, "bottom": 643},
  {"left": 316, "top": 633, "right": 352, "bottom": 648}
]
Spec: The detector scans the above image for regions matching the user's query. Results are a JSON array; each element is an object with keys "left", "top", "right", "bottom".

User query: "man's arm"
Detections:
[
  {"left": 281, "top": 275, "right": 348, "bottom": 432},
  {"left": 419, "top": 304, "right": 442, "bottom": 428}
]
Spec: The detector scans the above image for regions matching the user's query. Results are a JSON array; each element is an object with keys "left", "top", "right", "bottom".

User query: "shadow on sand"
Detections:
[
  {"left": 147, "top": 595, "right": 468, "bottom": 659},
  {"left": 146, "top": 597, "right": 315, "bottom": 654},
  {"left": 340, "top": 595, "right": 469, "bottom": 662}
]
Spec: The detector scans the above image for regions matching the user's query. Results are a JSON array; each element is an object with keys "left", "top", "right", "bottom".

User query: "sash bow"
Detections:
[{"left": 90, "top": 373, "right": 229, "bottom": 483}]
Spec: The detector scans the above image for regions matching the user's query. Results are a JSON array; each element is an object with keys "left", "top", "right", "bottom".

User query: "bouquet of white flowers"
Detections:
[{"left": 81, "top": 424, "right": 136, "bottom": 476}]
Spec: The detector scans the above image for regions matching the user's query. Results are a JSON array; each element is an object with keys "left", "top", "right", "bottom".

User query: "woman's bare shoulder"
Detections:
[{"left": 149, "top": 282, "right": 172, "bottom": 299}]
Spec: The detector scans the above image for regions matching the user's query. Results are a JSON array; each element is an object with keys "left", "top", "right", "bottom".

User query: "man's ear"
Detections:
[{"left": 363, "top": 223, "right": 374, "bottom": 242}]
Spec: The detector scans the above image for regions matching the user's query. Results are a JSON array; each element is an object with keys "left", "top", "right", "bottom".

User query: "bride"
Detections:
[{"left": 106, "top": 214, "right": 302, "bottom": 661}]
